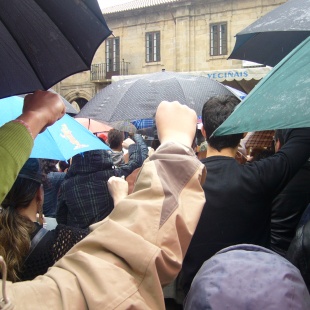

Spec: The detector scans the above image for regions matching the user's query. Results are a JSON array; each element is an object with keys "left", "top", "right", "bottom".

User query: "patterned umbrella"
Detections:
[
  {"left": 1, "top": 96, "right": 110, "bottom": 160},
  {"left": 76, "top": 71, "right": 237, "bottom": 122}
]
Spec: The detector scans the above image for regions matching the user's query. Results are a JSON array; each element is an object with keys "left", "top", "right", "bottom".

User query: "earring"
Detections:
[{"left": 36, "top": 201, "right": 44, "bottom": 225}]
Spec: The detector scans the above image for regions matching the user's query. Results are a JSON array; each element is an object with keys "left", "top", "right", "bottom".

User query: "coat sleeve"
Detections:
[
  {"left": 2, "top": 142, "right": 206, "bottom": 310},
  {"left": 115, "top": 134, "right": 148, "bottom": 178},
  {"left": 0, "top": 122, "right": 33, "bottom": 204}
]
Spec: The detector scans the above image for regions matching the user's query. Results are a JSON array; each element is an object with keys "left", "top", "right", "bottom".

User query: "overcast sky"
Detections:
[{"left": 98, "top": 0, "right": 132, "bottom": 9}]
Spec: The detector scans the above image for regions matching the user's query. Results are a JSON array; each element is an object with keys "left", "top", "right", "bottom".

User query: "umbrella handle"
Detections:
[{"left": 0, "top": 256, "right": 13, "bottom": 309}]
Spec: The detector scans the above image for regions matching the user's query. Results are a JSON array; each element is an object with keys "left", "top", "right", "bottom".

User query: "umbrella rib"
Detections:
[
  {"left": 0, "top": 1, "right": 112, "bottom": 92},
  {"left": 37, "top": 2, "right": 108, "bottom": 69},
  {"left": 0, "top": 11, "right": 45, "bottom": 89}
]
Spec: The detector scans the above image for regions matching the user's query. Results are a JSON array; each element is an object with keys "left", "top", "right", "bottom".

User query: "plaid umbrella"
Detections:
[
  {"left": 132, "top": 119, "right": 155, "bottom": 130},
  {"left": 241, "top": 130, "right": 275, "bottom": 149}
]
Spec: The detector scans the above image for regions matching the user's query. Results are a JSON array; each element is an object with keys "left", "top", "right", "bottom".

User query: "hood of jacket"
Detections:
[
  {"left": 184, "top": 244, "right": 310, "bottom": 310},
  {"left": 66, "top": 150, "right": 114, "bottom": 177}
]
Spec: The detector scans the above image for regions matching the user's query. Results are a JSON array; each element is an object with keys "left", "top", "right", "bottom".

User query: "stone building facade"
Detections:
[{"left": 57, "top": 0, "right": 286, "bottom": 109}]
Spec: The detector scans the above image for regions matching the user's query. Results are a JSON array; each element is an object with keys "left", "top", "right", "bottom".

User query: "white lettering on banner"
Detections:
[{"left": 207, "top": 71, "right": 249, "bottom": 79}]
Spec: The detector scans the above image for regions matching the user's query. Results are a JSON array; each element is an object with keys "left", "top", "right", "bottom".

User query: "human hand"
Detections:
[
  {"left": 19, "top": 90, "right": 66, "bottom": 137},
  {"left": 122, "top": 137, "right": 135, "bottom": 149},
  {"left": 107, "top": 176, "right": 129, "bottom": 205},
  {"left": 148, "top": 147, "right": 155, "bottom": 157},
  {"left": 155, "top": 101, "right": 197, "bottom": 148}
]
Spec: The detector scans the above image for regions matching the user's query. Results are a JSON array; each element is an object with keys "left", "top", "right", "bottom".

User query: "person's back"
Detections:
[
  {"left": 56, "top": 134, "right": 148, "bottom": 228},
  {"left": 21, "top": 223, "right": 88, "bottom": 281},
  {"left": 180, "top": 95, "right": 310, "bottom": 296}
]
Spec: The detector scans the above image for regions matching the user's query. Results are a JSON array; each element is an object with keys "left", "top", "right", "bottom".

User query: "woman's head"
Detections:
[
  {"left": 3, "top": 158, "right": 43, "bottom": 211},
  {"left": 0, "top": 158, "right": 43, "bottom": 282}
]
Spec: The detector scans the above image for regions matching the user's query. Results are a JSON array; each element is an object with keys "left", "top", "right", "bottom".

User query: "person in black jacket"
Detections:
[
  {"left": 270, "top": 129, "right": 310, "bottom": 257},
  {"left": 179, "top": 95, "right": 310, "bottom": 298}
]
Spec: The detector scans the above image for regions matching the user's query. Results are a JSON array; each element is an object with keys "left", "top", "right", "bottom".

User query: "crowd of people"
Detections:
[{"left": 0, "top": 90, "right": 310, "bottom": 310}]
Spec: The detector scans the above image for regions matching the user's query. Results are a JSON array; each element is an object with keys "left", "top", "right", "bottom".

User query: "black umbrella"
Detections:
[
  {"left": 229, "top": 0, "right": 310, "bottom": 67},
  {"left": 76, "top": 71, "right": 237, "bottom": 122},
  {"left": 0, "top": 0, "right": 112, "bottom": 99}
]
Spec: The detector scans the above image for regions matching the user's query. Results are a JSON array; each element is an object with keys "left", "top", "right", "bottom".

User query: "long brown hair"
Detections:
[{"left": 0, "top": 168, "right": 41, "bottom": 281}]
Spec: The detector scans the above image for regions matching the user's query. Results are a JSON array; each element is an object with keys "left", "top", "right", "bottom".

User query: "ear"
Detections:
[
  {"left": 243, "top": 132, "right": 247, "bottom": 139},
  {"left": 201, "top": 126, "right": 207, "bottom": 139},
  {"left": 36, "top": 185, "right": 44, "bottom": 205}
]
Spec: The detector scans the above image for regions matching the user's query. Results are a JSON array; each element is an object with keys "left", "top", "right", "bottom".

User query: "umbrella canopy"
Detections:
[
  {"left": 75, "top": 118, "right": 113, "bottom": 134},
  {"left": 76, "top": 71, "right": 237, "bottom": 122},
  {"left": 132, "top": 119, "right": 155, "bottom": 130},
  {"left": 75, "top": 117, "right": 136, "bottom": 134},
  {"left": 214, "top": 36, "right": 310, "bottom": 136},
  {"left": 241, "top": 130, "right": 275, "bottom": 150},
  {"left": 0, "top": 0, "right": 112, "bottom": 99},
  {"left": 109, "top": 120, "right": 137, "bottom": 134},
  {"left": 229, "top": 0, "right": 310, "bottom": 67},
  {"left": 225, "top": 86, "right": 247, "bottom": 100},
  {"left": 1, "top": 96, "right": 110, "bottom": 160}
]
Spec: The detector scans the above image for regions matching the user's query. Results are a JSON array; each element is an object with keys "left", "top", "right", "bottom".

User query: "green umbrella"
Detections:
[{"left": 214, "top": 36, "right": 310, "bottom": 136}]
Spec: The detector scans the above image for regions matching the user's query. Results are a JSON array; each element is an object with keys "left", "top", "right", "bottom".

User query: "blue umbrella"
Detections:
[
  {"left": 132, "top": 119, "right": 155, "bottom": 130},
  {"left": 224, "top": 86, "right": 247, "bottom": 100},
  {"left": 0, "top": 96, "right": 110, "bottom": 160}
]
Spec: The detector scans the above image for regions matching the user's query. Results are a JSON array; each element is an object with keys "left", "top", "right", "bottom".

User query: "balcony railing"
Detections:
[{"left": 90, "top": 60, "right": 130, "bottom": 81}]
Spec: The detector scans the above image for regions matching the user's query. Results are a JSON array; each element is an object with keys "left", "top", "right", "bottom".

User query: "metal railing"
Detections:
[{"left": 90, "top": 60, "right": 130, "bottom": 81}]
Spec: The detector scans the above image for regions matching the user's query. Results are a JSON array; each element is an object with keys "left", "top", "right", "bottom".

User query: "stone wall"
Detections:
[{"left": 57, "top": 0, "right": 286, "bottom": 107}]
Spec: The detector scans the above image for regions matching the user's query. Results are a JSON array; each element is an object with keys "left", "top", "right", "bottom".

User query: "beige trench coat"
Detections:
[{"left": 1, "top": 142, "right": 206, "bottom": 310}]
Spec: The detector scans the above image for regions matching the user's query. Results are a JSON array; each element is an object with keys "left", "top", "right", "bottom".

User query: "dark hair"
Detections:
[
  {"left": 108, "top": 129, "right": 124, "bottom": 149},
  {"left": 196, "top": 129, "right": 205, "bottom": 146},
  {"left": 58, "top": 160, "right": 70, "bottom": 172},
  {"left": 202, "top": 95, "right": 244, "bottom": 151},
  {"left": 41, "top": 159, "right": 58, "bottom": 173}
]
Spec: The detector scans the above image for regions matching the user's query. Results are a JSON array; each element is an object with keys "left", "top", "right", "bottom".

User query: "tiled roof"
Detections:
[{"left": 103, "top": 0, "right": 182, "bottom": 14}]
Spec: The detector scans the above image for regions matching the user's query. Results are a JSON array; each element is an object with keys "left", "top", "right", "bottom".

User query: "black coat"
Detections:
[{"left": 271, "top": 162, "right": 310, "bottom": 256}]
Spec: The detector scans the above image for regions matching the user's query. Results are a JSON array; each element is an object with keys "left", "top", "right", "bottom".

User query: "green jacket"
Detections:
[{"left": 0, "top": 121, "right": 33, "bottom": 204}]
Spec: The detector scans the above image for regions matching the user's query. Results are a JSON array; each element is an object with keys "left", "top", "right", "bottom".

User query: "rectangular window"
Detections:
[
  {"left": 146, "top": 32, "right": 160, "bottom": 63},
  {"left": 210, "top": 23, "right": 227, "bottom": 56},
  {"left": 105, "top": 37, "right": 120, "bottom": 73}
]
